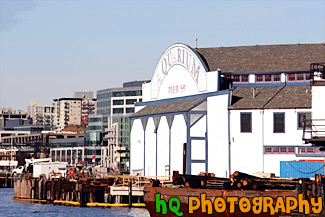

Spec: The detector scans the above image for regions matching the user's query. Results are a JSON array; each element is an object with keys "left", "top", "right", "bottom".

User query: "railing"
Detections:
[
  {"left": 303, "top": 119, "right": 325, "bottom": 145},
  {"left": 310, "top": 63, "right": 325, "bottom": 85}
]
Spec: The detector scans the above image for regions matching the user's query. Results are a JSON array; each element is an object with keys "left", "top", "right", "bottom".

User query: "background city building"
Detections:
[
  {"left": 27, "top": 101, "right": 55, "bottom": 127},
  {"left": 94, "top": 81, "right": 148, "bottom": 171},
  {"left": 53, "top": 95, "right": 96, "bottom": 131},
  {"left": 0, "top": 108, "right": 30, "bottom": 128}
]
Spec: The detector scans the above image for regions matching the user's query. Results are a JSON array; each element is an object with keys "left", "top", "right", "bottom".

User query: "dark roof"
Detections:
[
  {"left": 265, "top": 86, "right": 311, "bottom": 109},
  {"left": 230, "top": 86, "right": 282, "bottom": 109},
  {"left": 130, "top": 98, "right": 206, "bottom": 118},
  {"left": 230, "top": 85, "right": 311, "bottom": 109},
  {"left": 53, "top": 98, "right": 82, "bottom": 101},
  {"left": 196, "top": 44, "right": 325, "bottom": 73}
]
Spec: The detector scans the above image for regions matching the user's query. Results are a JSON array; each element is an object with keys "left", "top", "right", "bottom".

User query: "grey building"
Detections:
[{"left": 93, "top": 80, "right": 148, "bottom": 171}]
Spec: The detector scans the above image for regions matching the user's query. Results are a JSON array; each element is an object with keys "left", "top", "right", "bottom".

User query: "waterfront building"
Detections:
[
  {"left": 0, "top": 131, "right": 85, "bottom": 166},
  {"left": 27, "top": 101, "right": 55, "bottom": 127},
  {"left": 130, "top": 43, "right": 324, "bottom": 177}
]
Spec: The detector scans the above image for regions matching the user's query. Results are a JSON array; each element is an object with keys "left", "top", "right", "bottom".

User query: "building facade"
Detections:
[
  {"left": 0, "top": 108, "right": 30, "bottom": 128},
  {"left": 27, "top": 101, "right": 55, "bottom": 127},
  {"left": 130, "top": 43, "right": 325, "bottom": 178},
  {"left": 53, "top": 97, "right": 96, "bottom": 131},
  {"left": 96, "top": 82, "right": 146, "bottom": 171}
]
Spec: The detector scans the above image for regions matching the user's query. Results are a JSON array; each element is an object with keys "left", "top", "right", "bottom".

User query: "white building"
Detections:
[
  {"left": 130, "top": 43, "right": 325, "bottom": 177},
  {"left": 27, "top": 101, "right": 55, "bottom": 126}
]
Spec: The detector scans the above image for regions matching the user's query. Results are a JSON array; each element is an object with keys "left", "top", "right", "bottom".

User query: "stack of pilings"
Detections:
[
  {"left": 172, "top": 170, "right": 324, "bottom": 194},
  {"left": 230, "top": 171, "right": 301, "bottom": 190},
  {"left": 172, "top": 171, "right": 232, "bottom": 189},
  {"left": 13, "top": 175, "right": 147, "bottom": 206}
]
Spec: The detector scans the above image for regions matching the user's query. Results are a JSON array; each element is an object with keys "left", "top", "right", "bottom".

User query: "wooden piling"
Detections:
[{"left": 128, "top": 179, "right": 132, "bottom": 207}]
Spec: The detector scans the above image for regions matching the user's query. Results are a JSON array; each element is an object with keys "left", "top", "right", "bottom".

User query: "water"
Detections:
[{"left": 0, "top": 188, "right": 150, "bottom": 217}]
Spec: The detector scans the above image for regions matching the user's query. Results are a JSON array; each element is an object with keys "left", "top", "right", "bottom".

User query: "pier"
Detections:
[{"left": 13, "top": 174, "right": 171, "bottom": 207}]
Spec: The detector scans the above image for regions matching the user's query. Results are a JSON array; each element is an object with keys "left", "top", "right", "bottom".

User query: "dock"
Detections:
[{"left": 13, "top": 173, "right": 172, "bottom": 207}]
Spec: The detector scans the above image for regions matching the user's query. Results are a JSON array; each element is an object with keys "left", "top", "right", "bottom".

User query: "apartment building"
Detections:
[
  {"left": 53, "top": 95, "right": 96, "bottom": 131},
  {"left": 27, "top": 101, "right": 55, "bottom": 127}
]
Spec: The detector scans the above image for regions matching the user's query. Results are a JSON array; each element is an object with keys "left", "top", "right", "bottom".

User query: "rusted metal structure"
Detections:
[{"left": 143, "top": 171, "right": 325, "bottom": 216}]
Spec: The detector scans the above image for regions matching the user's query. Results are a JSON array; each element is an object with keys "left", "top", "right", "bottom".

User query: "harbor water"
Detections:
[{"left": 0, "top": 188, "right": 150, "bottom": 217}]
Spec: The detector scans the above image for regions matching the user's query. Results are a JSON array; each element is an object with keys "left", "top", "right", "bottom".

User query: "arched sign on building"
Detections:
[{"left": 150, "top": 44, "right": 209, "bottom": 100}]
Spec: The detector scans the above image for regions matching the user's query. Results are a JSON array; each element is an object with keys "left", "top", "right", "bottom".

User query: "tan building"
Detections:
[
  {"left": 27, "top": 101, "right": 55, "bottom": 126},
  {"left": 53, "top": 98, "right": 96, "bottom": 131}
]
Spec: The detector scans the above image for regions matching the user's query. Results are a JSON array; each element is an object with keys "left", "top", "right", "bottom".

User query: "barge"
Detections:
[{"left": 143, "top": 171, "right": 325, "bottom": 216}]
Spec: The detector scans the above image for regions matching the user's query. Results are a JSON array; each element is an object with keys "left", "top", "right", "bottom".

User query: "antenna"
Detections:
[{"left": 195, "top": 38, "right": 198, "bottom": 49}]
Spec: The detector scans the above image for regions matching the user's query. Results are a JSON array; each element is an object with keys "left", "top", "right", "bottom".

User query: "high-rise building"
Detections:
[
  {"left": 53, "top": 97, "right": 96, "bottom": 131},
  {"left": 95, "top": 81, "right": 148, "bottom": 171}
]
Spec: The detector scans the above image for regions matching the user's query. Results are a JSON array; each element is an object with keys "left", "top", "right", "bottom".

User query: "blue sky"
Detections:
[{"left": 0, "top": 0, "right": 324, "bottom": 110}]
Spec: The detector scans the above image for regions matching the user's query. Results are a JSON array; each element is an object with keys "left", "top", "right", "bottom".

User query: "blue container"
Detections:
[{"left": 280, "top": 161, "right": 325, "bottom": 178}]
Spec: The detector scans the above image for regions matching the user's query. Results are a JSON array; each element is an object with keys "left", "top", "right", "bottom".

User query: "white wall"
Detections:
[
  {"left": 207, "top": 94, "right": 230, "bottom": 177},
  {"left": 230, "top": 108, "right": 312, "bottom": 176},
  {"left": 263, "top": 109, "right": 310, "bottom": 146},
  {"left": 130, "top": 119, "right": 144, "bottom": 175},
  {"left": 207, "top": 71, "right": 219, "bottom": 92},
  {"left": 145, "top": 118, "right": 156, "bottom": 176},
  {"left": 312, "top": 86, "right": 325, "bottom": 119},
  {"left": 170, "top": 115, "right": 187, "bottom": 174},
  {"left": 230, "top": 110, "right": 264, "bottom": 175},
  {"left": 156, "top": 116, "right": 170, "bottom": 176},
  {"left": 142, "top": 83, "right": 151, "bottom": 102}
]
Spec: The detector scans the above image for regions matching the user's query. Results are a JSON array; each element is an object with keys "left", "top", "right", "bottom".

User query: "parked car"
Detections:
[{"left": 12, "top": 166, "right": 24, "bottom": 174}]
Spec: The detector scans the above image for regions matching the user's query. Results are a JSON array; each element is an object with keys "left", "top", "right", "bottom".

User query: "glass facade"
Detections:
[{"left": 96, "top": 86, "right": 143, "bottom": 171}]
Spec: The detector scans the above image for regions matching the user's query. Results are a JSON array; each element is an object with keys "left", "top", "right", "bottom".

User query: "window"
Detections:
[
  {"left": 299, "top": 147, "right": 306, "bottom": 154},
  {"left": 280, "top": 147, "right": 287, "bottom": 154},
  {"left": 273, "top": 147, "right": 280, "bottom": 153},
  {"left": 264, "top": 146, "right": 296, "bottom": 154},
  {"left": 126, "top": 108, "right": 134, "bottom": 113},
  {"left": 297, "top": 73, "right": 304, "bottom": 81},
  {"left": 297, "top": 112, "right": 311, "bottom": 129},
  {"left": 113, "top": 108, "right": 124, "bottom": 114},
  {"left": 264, "top": 147, "right": 272, "bottom": 154},
  {"left": 288, "top": 73, "right": 296, "bottom": 81},
  {"left": 126, "top": 99, "right": 137, "bottom": 105},
  {"left": 233, "top": 75, "right": 240, "bottom": 82},
  {"left": 307, "top": 147, "right": 314, "bottom": 153},
  {"left": 224, "top": 75, "right": 249, "bottom": 83},
  {"left": 274, "top": 113, "right": 285, "bottom": 133},
  {"left": 113, "top": 100, "right": 124, "bottom": 105},
  {"left": 256, "top": 74, "right": 264, "bottom": 82},
  {"left": 240, "top": 113, "right": 252, "bottom": 133},
  {"left": 242, "top": 75, "right": 249, "bottom": 82},
  {"left": 288, "top": 147, "right": 295, "bottom": 154},
  {"left": 265, "top": 74, "right": 272, "bottom": 82},
  {"left": 273, "top": 74, "right": 281, "bottom": 82}
]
